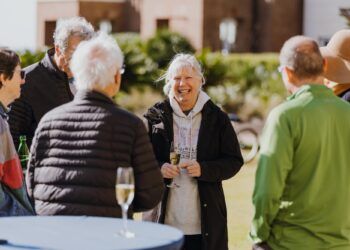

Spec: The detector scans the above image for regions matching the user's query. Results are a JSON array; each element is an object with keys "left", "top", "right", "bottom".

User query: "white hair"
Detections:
[
  {"left": 70, "top": 32, "right": 124, "bottom": 90},
  {"left": 161, "top": 53, "right": 205, "bottom": 96},
  {"left": 53, "top": 17, "right": 95, "bottom": 52}
]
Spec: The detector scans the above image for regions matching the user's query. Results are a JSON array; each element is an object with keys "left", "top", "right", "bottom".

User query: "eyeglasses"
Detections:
[
  {"left": 120, "top": 64, "right": 125, "bottom": 75},
  {"left": 0, "top": 69, "right": 25, "bottom": 79},
  {"left": 16, "top": 69, "right": 26, "bottom": 80},
  {"left": 278, "top": 65, "right": 285, "bottom": 73}
]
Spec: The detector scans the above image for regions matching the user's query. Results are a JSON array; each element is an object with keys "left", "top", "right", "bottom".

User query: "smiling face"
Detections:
[{"left": 169, "top": 66, "right": 202, "bottom": 111}]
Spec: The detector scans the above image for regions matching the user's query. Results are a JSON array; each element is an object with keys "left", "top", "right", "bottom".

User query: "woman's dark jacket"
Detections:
[
  {"left": 144, "top": 99, "right": 243, "bottom": 250},
  {"left": 26, "top": 90, "right": 164, "bottom": 217}
]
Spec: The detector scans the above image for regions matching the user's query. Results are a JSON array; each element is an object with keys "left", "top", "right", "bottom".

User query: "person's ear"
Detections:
[
  {"left": 0, "top": 73, "right": 6, "bottom": 87},
  {"left": 323, "top": 58, "right": 328, "bottom": 73},
  {"left": 115, "top": 72, "right": 121, "bottom": 84},
  {"left": 114, "top": 72, "right": 121, "bottom": 92},
  {"left": 285, "top": 67, "right": 296, "bottom": 83},
  {"left": 0, "top": 73, "right": 5, "bottom": 83}
]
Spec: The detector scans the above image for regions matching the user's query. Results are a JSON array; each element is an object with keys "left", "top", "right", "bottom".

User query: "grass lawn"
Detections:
[{"left": 224, "top": 159, "right": 257, "bottom": 250}]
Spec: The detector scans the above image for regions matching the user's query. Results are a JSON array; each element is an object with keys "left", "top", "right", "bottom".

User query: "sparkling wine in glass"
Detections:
[
  {"left": 167, "top": 142, "right": 181, "bottom": 188},
  {"left": 116, "top": 167, "right": 135, "bottom": 238}
]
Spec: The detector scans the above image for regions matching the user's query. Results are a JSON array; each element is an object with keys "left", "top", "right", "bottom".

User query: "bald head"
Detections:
[{"left": 280, "top": 36, "right": 324, "bottom": 80}]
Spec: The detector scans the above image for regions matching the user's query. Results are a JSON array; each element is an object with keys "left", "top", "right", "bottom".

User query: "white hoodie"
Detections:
[{"left": 164, "top": 91, "right": 210, "bottom": 235}]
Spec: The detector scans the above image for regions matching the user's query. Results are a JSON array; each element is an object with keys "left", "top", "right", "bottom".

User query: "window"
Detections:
[
  {"left": 45, "top": 21, "right": 56, "bottom": 47},
  {"left": 156, "top": 19, "right": 169, "bottom": 29}
]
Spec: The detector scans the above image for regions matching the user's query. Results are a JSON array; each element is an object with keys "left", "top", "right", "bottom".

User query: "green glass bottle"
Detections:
[{"left": 18, "top": 135, "right": 29, "bottom": 171}]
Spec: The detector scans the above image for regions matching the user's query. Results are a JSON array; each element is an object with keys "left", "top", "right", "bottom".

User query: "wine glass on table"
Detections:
[
  {"left": 167, "top": 142, "right": 181, "bottom": 188},
  {"left": 116, "top": 167, "right": 135, "bottom": 238}
]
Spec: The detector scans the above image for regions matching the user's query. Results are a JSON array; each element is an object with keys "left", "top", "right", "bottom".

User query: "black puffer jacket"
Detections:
[
  {"left": 145, "top": 99, "right": 243, "bottom": 250},
  {"left": 26, "top": 90, "right": 164, "bottom": 217},
  {"left": 9, "top": 48, "right": 73, "bottom": 148}
]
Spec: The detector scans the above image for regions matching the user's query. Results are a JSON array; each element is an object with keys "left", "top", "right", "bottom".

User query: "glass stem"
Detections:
[{"left": 122, "top": 204, "right": 128, "bottom": 232}]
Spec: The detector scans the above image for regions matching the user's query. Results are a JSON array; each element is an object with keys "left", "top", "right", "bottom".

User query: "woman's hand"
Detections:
[
  {"left": 180, "top": 160, "right": 201, "bottom": 177},
  {"left": 161, "top": 163, "right": 180, "bottom": 178}
]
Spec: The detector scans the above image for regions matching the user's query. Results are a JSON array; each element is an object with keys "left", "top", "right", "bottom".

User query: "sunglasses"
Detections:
[
  {"left": 0, "top": 69, "right": 25, "bottom": 79},
  {"left": 18, "top": 70, "right": 25, "bottom": 79}
]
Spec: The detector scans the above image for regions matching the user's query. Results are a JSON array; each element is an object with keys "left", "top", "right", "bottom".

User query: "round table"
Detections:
[{"left": 0, "top": 216, "right": 184, "bottom": 250}]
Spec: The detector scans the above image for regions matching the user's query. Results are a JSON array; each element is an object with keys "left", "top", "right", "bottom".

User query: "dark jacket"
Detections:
[
  {"left": 144, "top": 99, "right": 243, "bottom": 250},
  {"left": 8, "top": 48, "right": 73, "bottom": 148},
  {"left": 26, "top": 90, "right": 164, "bottom": 217}
]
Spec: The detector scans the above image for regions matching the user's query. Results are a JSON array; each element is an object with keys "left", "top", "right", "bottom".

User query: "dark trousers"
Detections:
[{"left": 182, "top": 234, "right": 202, "bottom": 250}]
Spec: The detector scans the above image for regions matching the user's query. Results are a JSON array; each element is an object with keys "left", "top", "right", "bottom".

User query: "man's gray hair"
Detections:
[
  {"left": 70, "top": 32, "right": 124, "bottom": 90},
  {"left": 161, "top": 53, "right": 205, "bottom": 96},
  {"left": 53, "top": 17, "right": 95, "bottom": 52},
  {"left": 280, "top": 36, "right": 324, "bottom": 79}
]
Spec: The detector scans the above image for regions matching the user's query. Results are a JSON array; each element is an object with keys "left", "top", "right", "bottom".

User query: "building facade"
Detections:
[
  {"left": 36, "top": 0, "right": 303, "bottom": 52},
  {"left": 31, "top": 0, "right": 350, "bottom": 52},
  {"left": 37, "top": 0, "right": 140, "bottom": 48},
  {"left": 140, "top": 0, "right": 303, "bottom": 52}
]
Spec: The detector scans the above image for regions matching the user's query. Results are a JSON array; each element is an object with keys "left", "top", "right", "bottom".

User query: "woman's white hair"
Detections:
[
  {"left": 161, "top": 53, "right": 205, "bottom": 96},
  {"left": 70, "top": 32, "right": 124, "bottom": 90},
  {"left": 53, "top": 17, "right": 95, "bottom": 52}
]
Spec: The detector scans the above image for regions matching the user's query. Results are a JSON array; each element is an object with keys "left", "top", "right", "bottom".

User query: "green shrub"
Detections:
[
  {"left": 114, "top": 33, "right": 160, "bottom": 91},
  {"left": 196, "top": 50, "right": 228, "bottom": 86},
  {"left": 202, "top": 53, "right": 287, "bottom": 117},
  {"left": 145, "top": 29, "right": 195, "bottom": 68},
  {"left": 20, "top": 50, "right": 45, "bottom": 68},
  {"left": 115, "top": 86, "right": 163, "bottom": 115}
]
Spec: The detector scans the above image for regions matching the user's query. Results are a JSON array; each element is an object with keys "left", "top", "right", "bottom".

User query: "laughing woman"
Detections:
[{"left": 144, "top": 54, "right": 243, "bottom": 250}]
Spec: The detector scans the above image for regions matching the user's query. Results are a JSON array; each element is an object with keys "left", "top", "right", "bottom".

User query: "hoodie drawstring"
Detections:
[{"left": 189, "top": 111, "right": 193, "bottom": 160}]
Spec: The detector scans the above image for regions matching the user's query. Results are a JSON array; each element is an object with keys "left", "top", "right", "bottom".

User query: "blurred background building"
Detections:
[{"left": 0, "top": 0, "right": 349, "bottom": 52}]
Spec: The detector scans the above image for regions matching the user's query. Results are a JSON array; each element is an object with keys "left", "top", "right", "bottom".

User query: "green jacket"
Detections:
[{"left": 250, "top": 85, "right": 350, "bottom": 249}]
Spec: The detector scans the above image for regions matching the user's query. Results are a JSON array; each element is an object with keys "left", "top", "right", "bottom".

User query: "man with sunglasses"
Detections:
[
  {"left": 0, "top": 48, "right": 34, "bottom": 216},
  {"left": 8, "top": 17, "right": 94, "bottom": 148}
]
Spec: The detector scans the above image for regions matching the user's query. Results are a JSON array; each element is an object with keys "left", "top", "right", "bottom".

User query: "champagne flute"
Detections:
[
  {"left": 167, "top": 142, "right": 181, "bottom": 188},
  {"left": 116, "top": 167, "right": 135, "bottom": 238}
]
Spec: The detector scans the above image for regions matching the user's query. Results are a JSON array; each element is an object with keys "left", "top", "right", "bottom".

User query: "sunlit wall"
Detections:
[{"left": 0, "top": 0, "right": 37, "bottom": 51}]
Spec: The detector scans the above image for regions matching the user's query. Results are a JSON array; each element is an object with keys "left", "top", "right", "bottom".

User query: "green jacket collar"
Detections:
[{"left": 287, "top": 84, "right": 332, "bottom": 101}]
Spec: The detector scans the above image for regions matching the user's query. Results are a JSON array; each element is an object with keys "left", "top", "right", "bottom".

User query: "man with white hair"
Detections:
[
  {"left": 250, "top": 36, "right": 350, "bottom": 249},
  {"left": 9, "top": 17, "right": 94, "bottom": 148},
  {"left": 26, "top": 33, "right": 164, "bottom": 217}
]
